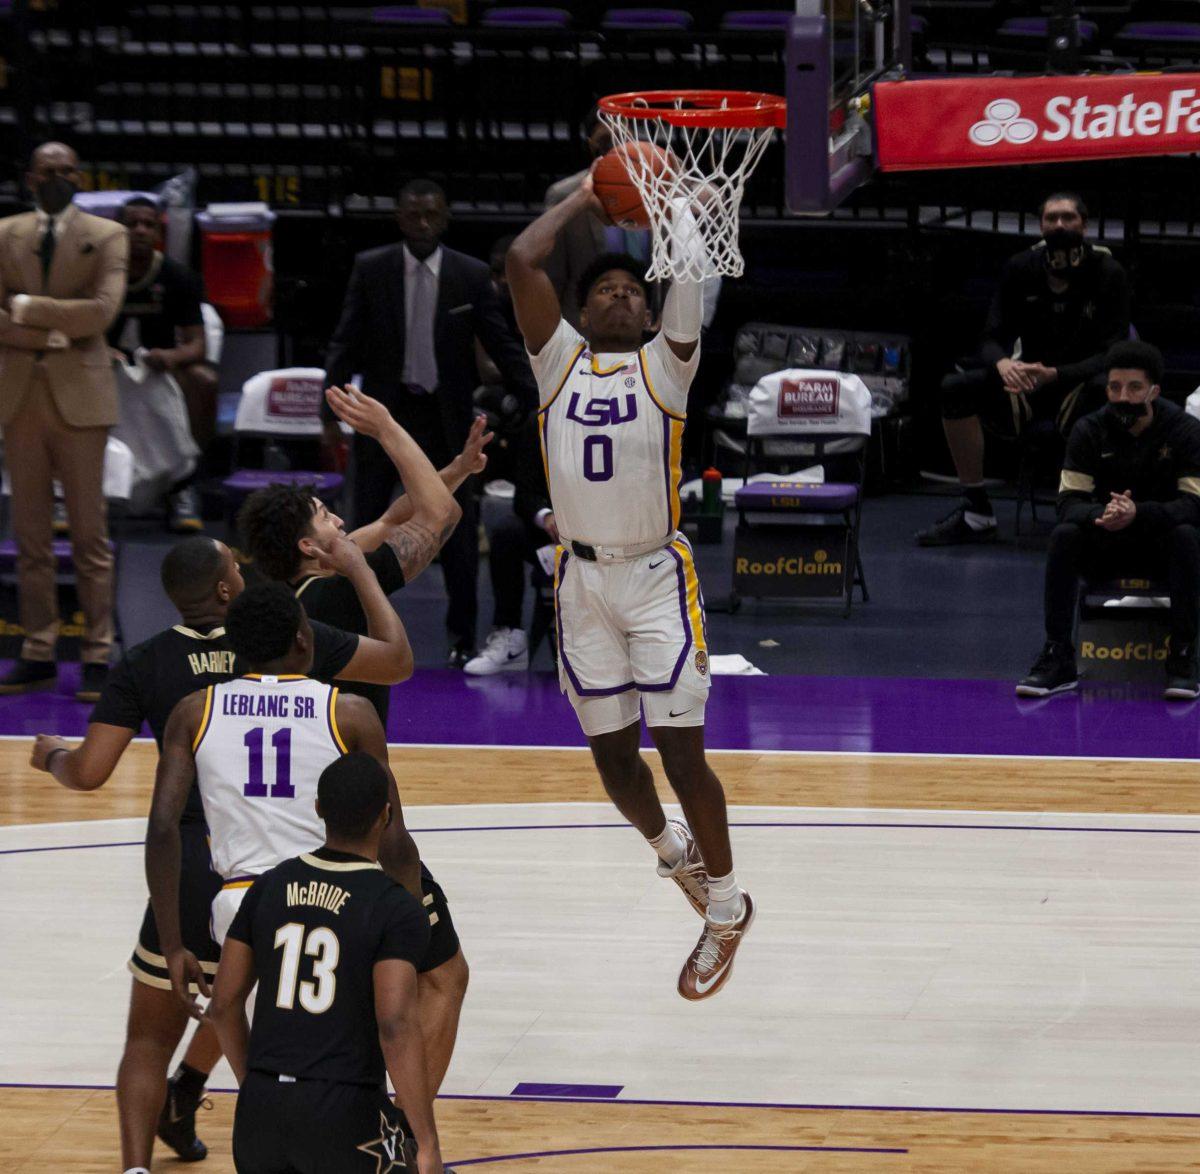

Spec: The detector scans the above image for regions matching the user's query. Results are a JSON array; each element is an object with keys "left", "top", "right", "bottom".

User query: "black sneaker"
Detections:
[
  {"left": 915, "top": 502, "right": 999, "bottom": 547},
  {"left": 76, "top": 663, "right": 108, "bottom": 703},
  {"left": 447, "top": 642, "right": 476, "bottom": 669},
  {"left": 1016, "top": 641, "right": 1079, "bottom": 697},
  {"left": 1164, "top": 648, "right": 1199, "bottom": 701},
  {"left": 156, "top": 1072, "right": 210, "bottom": 1162},
  {"left": 0, "top": 658, "right": 57, "bottom": 694}
]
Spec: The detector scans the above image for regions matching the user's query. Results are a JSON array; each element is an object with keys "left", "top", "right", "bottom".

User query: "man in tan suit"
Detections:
[{"left": 0, "top": 142, "right": 128, "bottom": 701}]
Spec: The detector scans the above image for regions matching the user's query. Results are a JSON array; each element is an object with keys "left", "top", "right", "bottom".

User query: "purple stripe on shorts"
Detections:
[
  {"left": 637, "top": 542, "right": 692, "bottom": 693},
  {"left": 511, "top": 1082, "right": 622, "bottom": 1098},
  {"left": 554, "top": 550, "right": 637, "bottom": 698}
]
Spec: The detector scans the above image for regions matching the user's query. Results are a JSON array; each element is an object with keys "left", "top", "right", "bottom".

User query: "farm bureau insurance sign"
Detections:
[{"left": 874, "top": 74, "right": 1200, "bottom": 171}]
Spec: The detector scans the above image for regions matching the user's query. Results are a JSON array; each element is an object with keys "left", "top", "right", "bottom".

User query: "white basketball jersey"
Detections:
[
  {"left": 194, "top": 675, "right": 348, "bottom": 880},
  {"left": 531, "top": 319, "right": 699, "bottom": 547}
]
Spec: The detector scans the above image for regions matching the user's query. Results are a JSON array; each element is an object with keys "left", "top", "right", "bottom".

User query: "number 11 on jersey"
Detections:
[{"left": 243, "top": 727, "right": 294, "bottom": 798}]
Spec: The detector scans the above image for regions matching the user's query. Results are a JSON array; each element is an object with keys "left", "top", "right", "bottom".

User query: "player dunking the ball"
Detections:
[{"left": 507, "top": 168, "right": 753, "bottom": 999}]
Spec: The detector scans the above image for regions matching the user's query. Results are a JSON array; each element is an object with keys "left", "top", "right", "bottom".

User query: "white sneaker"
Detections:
[
  {"left": 655, "top": 819, "right": 709, "bottom": 917},
  {"left": 463, "top": 628, "right": 528, "bottom": 675}
]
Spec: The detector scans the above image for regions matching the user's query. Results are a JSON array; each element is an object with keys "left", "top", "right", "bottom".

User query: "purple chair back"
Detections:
[
  {"left": 602, "top": 8, "right": 693, "bottom": 31},
  {"left": 720, "top": 10, "right": 791, "bottom": 30},
  {"left": 481, "top": 6, "right": 571, "bottom": 26},
  {"left": 372, "top": 5, "right": 455, "bottom": 25}
]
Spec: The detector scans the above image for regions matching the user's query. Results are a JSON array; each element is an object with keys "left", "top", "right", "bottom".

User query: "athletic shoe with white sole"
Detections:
[
  {"left": 1016, "top": 640, "right": 1078, "bottom": 697},
  {"left": 677, "top": 891, "right": 755, "bottom": 1001},
  {"left": 463, "top": 627, "right": 529, "bottom": 675},
  {"left": 655, "top": 819, "right": 709, "bottom": 917}
]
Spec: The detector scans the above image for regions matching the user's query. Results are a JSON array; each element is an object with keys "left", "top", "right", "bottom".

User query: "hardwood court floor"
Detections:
[{"left": 2, "top": 740, "right": 1198, "bottom": 1171}]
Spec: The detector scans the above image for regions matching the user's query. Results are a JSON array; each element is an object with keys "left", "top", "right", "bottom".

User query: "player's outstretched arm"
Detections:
[
  {"left": 337, "top": 692, "right": 422, "bottom": 896},
  {"left": 31, "top": 725, "right": 135, "bottom": 791},
  {"left": 508, "top": 171, "right": 603, "bottom": 354},
  {"left": 311, "top": 534, "right": 415, "bottom": 684},
  {"left": 375, "top": 959, "right": 442, "bottom": 1174},
  {"left": 207, "top": 937, "right": 255, "bottom": 1084},
  {"left": 347, "top": 415, "right": 492, "bottom": 552},
  {"left": 146, "top": 691, "right": 210, "bottom": 1014},
  {"left": 326, "top": 385, "right": 462, "bottom": 579}
]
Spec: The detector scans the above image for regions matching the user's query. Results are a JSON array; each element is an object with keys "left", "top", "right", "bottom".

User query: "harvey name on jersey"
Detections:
[{"left": 531, "top": 320, "right": 699, "bottom": 549}]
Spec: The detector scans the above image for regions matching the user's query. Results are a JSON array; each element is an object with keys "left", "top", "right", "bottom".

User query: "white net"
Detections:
[{"left": 598, "top": 91, "right": 783, "bottom": 283}]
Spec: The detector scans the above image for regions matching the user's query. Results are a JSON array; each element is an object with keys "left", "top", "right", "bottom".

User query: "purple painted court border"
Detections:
[
  {"left": 512, "top": 1082, "right": 621, "bottom": 1098},
  {"left": 4, "top": 817, "right": 1198, "bottom": 859},
  {"left": 1, "top": 1083, "right": 1196, "bottom": 1118},
  {"left": 7, "top": 667, "right": 1200, "bottom": 759}
]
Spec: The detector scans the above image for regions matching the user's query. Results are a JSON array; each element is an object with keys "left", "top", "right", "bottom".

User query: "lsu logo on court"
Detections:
[{"left": 778, "top": 377, "right": 839, "bottom": 421}]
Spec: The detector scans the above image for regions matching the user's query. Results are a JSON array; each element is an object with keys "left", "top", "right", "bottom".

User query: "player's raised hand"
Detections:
[
  {"left": 167, "top": 947, "right": 211, "bottom": 1018},
  {"left": 325, "top": 384, "right": 394, "bottom": 439},
  {"left": 452, "top": 414, "right": 494, "bottom": 478},
  {"left": 31, "top": 734, "right": 70, "bottom": 773},
  {"left": 310, "top": 530, "right": 369, "bottom": 578}
]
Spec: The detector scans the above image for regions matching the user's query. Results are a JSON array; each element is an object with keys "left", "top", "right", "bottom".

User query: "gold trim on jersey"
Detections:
[
  {"left": 293, "top": 576, "right": 318, "bottom": 599},
  {"left": 299, "top": 852, "right": 382, "bottom": 873},
  {"left": 172, "top": 624, "right": 227, "bottom": 640},
  {"left": 670, "top": 538, "right": 707, "bottom": 652},
  {"left": 540, "top": 342, "right": 586, "bottom": 413},
  {"left": 192, "top": 686, "right": 214, "bottom": 753},
  {"left": 639, "top": 348, "right": 687, "bottom": 423},
  {"left": 1179, "top": 476, "right": 1200, "bottom": 498},
  {"left": 666, "top": 416, "right": 684, "bottom": 533},
  {"left": 1059, "top": 469, "right": 1095, "bottom": 493},
  {"left": 328, "top": 687, "right": 349, "bottom": 753},
  {"left": 241, "top": 673, "right": 308, "bottom": 682},
  {"left": 221, "top": 878, "right": 256, "bottom": 891},
  {"left": 589, "top": 353, "right": 631, "bottom": 377}
]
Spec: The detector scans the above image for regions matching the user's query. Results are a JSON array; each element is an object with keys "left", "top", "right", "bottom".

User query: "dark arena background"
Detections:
[{"left": 0, "top": 3, "right": 1198, "bottom": 1171}]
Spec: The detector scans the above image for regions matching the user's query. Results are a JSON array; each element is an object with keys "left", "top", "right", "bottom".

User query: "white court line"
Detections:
[{"left": 1, "top": 731, "right": 1197, "bottom": 766}]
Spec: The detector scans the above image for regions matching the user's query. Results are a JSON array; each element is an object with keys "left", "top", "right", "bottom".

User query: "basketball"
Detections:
[{"left": 593, "top": 142, "right": 676, "bottom": 229}]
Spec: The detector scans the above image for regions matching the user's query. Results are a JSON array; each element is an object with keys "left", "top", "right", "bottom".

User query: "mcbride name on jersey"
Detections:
[
  {"left": 227, "top": 849, "right": 429, "bottom": 1086},
  {"left": 531, "top": 319, "right": 699, "bottom": 548},
  {"left": 194, "top": 675, "right": 348, "bottom": 881}
]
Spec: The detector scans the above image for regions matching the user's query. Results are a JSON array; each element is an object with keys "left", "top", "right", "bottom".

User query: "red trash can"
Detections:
[{"left": 196, "top": 204, "right": 277, "bottom": 328}]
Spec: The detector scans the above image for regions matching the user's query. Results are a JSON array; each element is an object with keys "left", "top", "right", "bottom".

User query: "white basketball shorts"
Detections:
[
  {"left": 210, "top": 880, "right": 253, "bottom": 946},
  {"left": 555, "top": 534, "right": 711, "bottom": 738}
]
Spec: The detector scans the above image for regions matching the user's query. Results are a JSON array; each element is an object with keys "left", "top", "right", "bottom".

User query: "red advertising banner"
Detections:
[{"left": 873, "top": 74, "right": 1200, "bottom": 171}]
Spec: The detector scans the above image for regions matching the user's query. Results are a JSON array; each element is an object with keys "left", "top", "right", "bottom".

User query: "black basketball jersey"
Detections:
[
  {"left": 226, "top": 848, "right": 429, "bottom": 1086},
  {"left": 291, "top": 545, "right": 406, "bottom": 727},
  {"left": 90, "top": 622, "right": 360, "bottom": 822}
]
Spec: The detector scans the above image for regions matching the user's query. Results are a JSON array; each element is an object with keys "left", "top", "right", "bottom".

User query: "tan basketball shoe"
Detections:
[
  {"left": 677, "top": 892, "right": 755, "bottom": 1001},
  {"left": 655, "top": 819, "right": 709, "bottom": 917}
]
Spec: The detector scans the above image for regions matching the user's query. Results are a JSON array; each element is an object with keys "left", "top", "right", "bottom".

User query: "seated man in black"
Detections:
[
  {"left": 465, "top": 414, "right": 556, "bottom": 674},
  {"left": 1017, "top": 341, "right": 1200, "bottom": 700},
  {"left": 110, "top": 196, "right": 218, "bottom": 532},
  {"left": 917, "top": 192, "right": 1131, "bottom": 546}
]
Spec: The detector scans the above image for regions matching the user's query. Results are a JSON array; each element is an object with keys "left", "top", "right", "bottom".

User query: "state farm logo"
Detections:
[
  {"left": 970, "top": 98, "right": 1037, "bottom": 146},
  {"left": 968, "top": 88, "right": 1200, "bottom": 148},
  {"left": 778, "top": 377, "right": 838, "bottom": 420}
]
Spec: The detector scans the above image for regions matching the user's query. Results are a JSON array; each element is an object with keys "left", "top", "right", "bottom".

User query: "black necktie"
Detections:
[{"left": 39, "top": 220, "right": 56, "bottom": 281}]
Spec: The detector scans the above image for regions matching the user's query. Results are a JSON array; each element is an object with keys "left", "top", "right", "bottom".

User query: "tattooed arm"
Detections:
[{"left": 326, "top": 385, "right": 462, "bottom": 583}]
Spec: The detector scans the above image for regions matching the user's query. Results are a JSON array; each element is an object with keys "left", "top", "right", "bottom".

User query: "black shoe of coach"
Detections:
[
  {"left": 1016, "top": 641, "right": 1078, "bottom": 697},
  {"left": 0, "top": 658, "right": 57, "bottom": 695}
]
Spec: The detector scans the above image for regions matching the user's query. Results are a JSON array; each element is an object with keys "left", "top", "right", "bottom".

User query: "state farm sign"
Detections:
[{"left": 874, "top": 74, "right": 1200, "bottom": 171}]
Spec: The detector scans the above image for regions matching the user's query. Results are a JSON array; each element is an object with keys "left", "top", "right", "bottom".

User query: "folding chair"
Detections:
[
  {"left": 730, "top": 369, "right": 871, "bottom": 617},
  {"left": 221, "top": 367, "right": 344, "bottom": 538}
]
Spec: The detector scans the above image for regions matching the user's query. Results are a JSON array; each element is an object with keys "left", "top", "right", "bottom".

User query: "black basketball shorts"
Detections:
[
  {"left": 233, "top": 1071, "right": 414, "bottom": 1174},
  {"left": 129, "top": 819, "right": 222, "bottom": 992},
  {"left": 418, "top": 863, "right": 460, "bottom": 973}
]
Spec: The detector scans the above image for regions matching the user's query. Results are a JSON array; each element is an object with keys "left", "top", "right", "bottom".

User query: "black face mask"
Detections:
[
  {"left": 1043, "top": 227, "right": 1086, "bottom": 276},
  {"left": 1106, "top": 400, "right": 1148, "bottom": 431},
  {"left": 35, "top": 176, "right": 77, "bottom": 216}
]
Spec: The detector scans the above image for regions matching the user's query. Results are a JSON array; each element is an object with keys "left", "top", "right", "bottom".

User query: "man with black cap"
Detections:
[{"left": 917, "top": 192, "right": 1131, "bottom": 546}]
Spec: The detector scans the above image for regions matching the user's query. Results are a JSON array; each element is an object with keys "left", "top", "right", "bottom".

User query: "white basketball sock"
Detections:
[
  {"left": 648, "top": 820, "right": 685, "bottom": 868},
  {"left": 125, "top": 1167, "right": 152, "bottom": 1173},
  {"left": 707, "top": 870, "right": 744, "bottom": 923}
]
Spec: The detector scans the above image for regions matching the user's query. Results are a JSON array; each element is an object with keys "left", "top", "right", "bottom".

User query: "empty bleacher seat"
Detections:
[
  {"left": 372, "top": 6, "right": 456, "bottom": 25},
  {"left": 602, "top": 8, "right": 694, "bottom": 31},
  {"left": 720, "top": 10, "right": 791, "bottom": 31},
  {"left": 481, "top": 6, "right": 572, "bottom": 26},
  {"left": 1112, "top": 20, "right": 1200, "bottom": 59}
]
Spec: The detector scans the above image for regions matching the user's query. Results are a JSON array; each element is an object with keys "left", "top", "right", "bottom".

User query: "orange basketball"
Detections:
[{"left": 593, "top": 142, "right": 676, "bottom": 229}]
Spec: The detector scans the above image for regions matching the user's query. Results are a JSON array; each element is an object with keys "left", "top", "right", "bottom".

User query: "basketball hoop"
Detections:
[{"left": 598, "top": 89, "right": 786, "bottom": 282}]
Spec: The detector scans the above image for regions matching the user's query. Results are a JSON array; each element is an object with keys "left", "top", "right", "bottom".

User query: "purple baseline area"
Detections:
[
  {"left": 445, "top": 1143, "right": 907, "bottom": 1166},
  {"left": 511, "top": 1082, "right": 622, "bottom": 1099},
  {"left": 4, "top": 666, "right": 1199, "bottom": 760}
]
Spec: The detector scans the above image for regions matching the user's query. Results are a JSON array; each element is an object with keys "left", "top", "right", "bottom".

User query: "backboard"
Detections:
[{"left": 786, "top": 0, "right": 911, "bottom": 214}]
